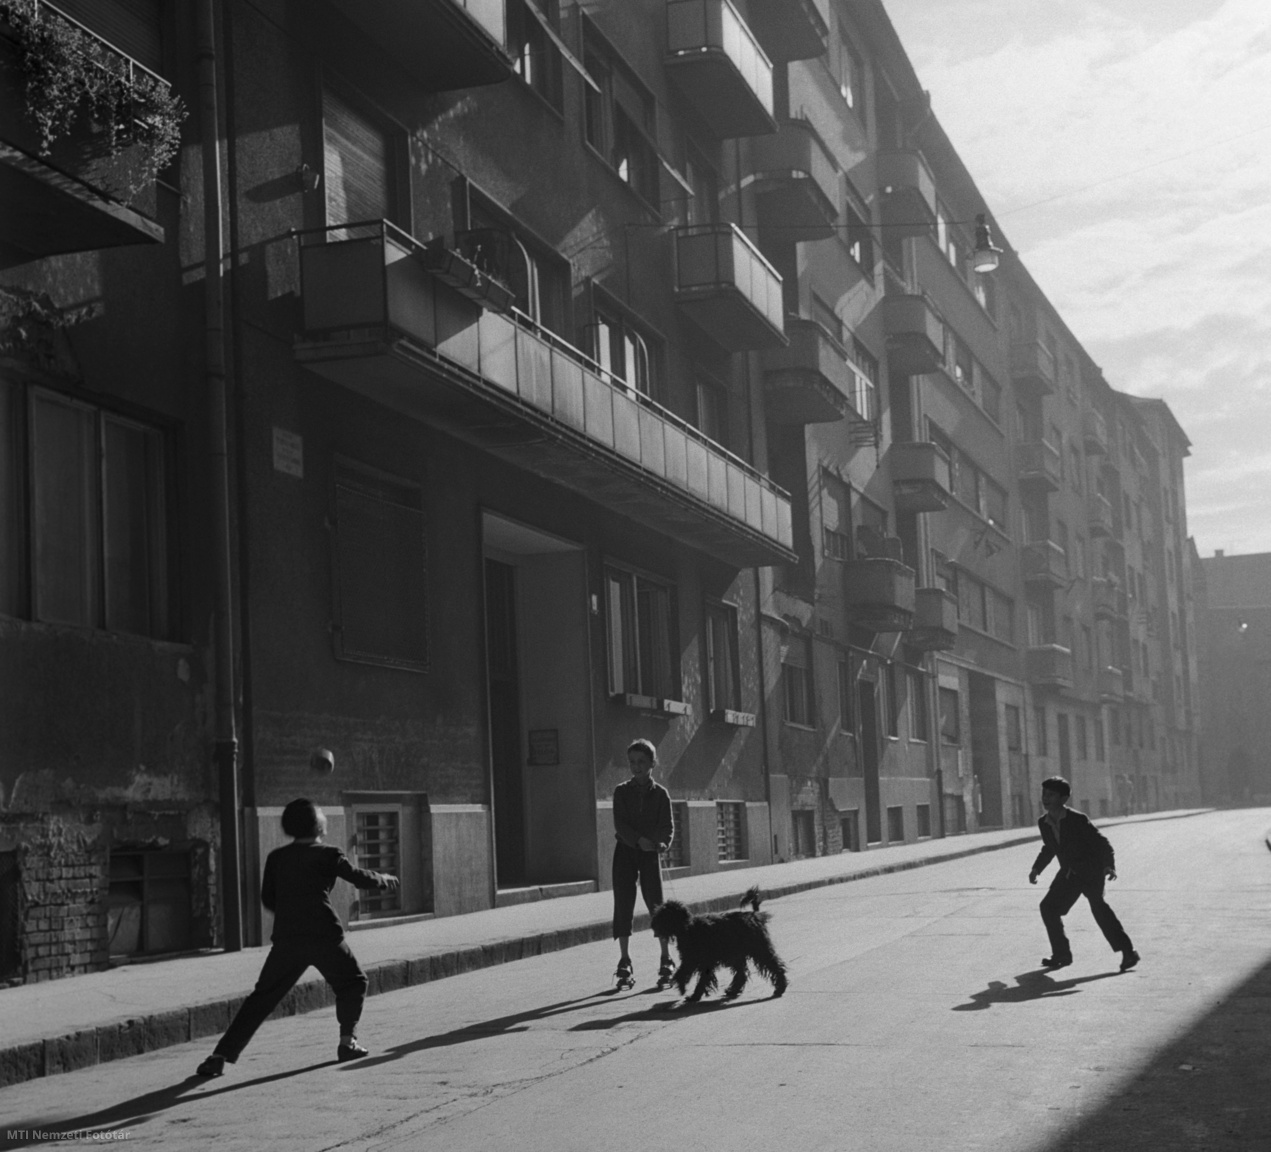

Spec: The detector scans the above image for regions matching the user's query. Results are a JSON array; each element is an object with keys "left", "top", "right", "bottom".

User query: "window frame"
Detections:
[
  {"left": 603, "top": 561, "right": 681, "bottom": 705},
  {"left": 782, "top": 634, "right": 815, "bottom": 729},
  {"left": 704, "top": 598, "right": 742, "bottom": 715}
]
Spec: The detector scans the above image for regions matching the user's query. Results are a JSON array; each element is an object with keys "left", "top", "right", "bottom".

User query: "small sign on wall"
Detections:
[
  {"left": 273, "top": 427, "right": 304, "bottom": 478},
  {"left": 527, "top": 729, "right": 560, "bottom": 766}
]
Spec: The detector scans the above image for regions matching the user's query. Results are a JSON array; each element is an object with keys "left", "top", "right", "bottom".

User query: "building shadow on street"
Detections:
[
  {"left": 0, "top": 1063, "right": 330, "bottom": 1149},
  {"left": 1038, "top": 953, "right": 1271, "bottom": 1150},
  {"left": 953, "top": 969, "right": 1121, "bottom": 1011}
]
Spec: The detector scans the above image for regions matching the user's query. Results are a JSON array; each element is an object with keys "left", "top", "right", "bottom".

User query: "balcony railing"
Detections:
[
  {"left": 0, "top": 11, "right": 166, "bottom": 259},
  {"left": 883, "top": 293, "right": 943, "bottom": 376},
  {"left": 747, "top": 117, "right": 839, "bottom": 241},
  {"left": 1009, "top": 338, "right": 1057, "bottom": 395},
  {"left": 1083, "top": 408, "right": 1108, "bottom": 455},
  {"left": 745, "top": 0, "right": 828, "bottom": 62},
  {"left": 844, "top": 557, "right": 916, "bottom": 633},
  {"left": 1098, "top": 664, "right": 1124, "bottom": 702},
  {"left": 1092, "top": 577, "right": 1127, "bottom": 620},
  {"left": 665, "top": 0, "right": 776, "bottom": 139},
  {"left": 1088, "top": 492, "right": 1114, "bottom": 538},
  {"left": 889, "top": 441, "right": 952, "bottom": 514},
  {"left": 876, "top": 150, "right": 937, "bottom": 239},
  {"left": 905, "top": 587, "right": 958, "bottom": 651},
  {"left": 1022, "top": 540, "right": 1067, "bottom": 586},
  {"left": 674, "top": 223, "right": 786, "bottom": 350},
  {"left": 296, "top": 221, "right": 794, "bottom": 568},
  {"left": 1026, "top": 645, "right": 1074, "bottom": 690},
  {"left": 761, "top": 316, "right": 852, "bottom": 424},
  {"left": 1016, "top": 440, "right": 1061, "bottom": 492},
  {"left": 323, "top": 0, "right": 513, "bottom": 91}
]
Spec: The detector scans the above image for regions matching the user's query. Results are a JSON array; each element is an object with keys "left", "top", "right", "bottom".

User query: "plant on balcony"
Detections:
[
  {"left": 1, "top": 0, "right": 186, "bottom": 198},
  {"left": 0, "top": 284, "right": 88, "bottom": 373}
]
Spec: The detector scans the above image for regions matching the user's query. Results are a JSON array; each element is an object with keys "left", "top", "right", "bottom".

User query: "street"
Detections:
[{"left": 2, "top": 808, "right": 1268, "bottom": 1152}]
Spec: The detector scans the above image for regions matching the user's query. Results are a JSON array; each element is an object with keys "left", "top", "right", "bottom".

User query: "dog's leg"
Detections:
[
  {"left": 722, "top": 963, "right": 749, "bottom": 1001},
  {"left": 752, "top": 940, "right": 789, "bottom": 997}
]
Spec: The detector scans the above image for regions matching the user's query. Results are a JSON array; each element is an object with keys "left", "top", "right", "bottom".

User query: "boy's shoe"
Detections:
[
  {"left": 337, "top": 1041, "right": 369, "bottom": 1062},
  {"left": 1040, "top": 954, "right": 1073, "bottom": 970},
  {"left": 195, "top": 1054, "right": 226, "bottom": 1078},
  {"left": 1119, "top": 948, "right": 1141, "bottom": 972}
]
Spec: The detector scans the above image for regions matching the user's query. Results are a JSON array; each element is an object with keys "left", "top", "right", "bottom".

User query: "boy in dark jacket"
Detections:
[
  {"left": 1028, "top": 776, "right": 1139, "bottom": 972},
  {"left": 195, "top": 798, "right": 399, "bottom": 1077}
]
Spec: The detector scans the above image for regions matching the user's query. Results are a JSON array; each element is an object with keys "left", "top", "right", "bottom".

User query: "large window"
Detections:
[
  {"left": 821, "top": 471, "right": 852, "bottom": 561},
  {"left": 584, "top": 25, "right": 659, "bottom": 206},
  {"left": 331, "top": 460, "right": 428, "bottom": 672},
  {"left": 590, "top": 301, "right": 656, "bottom": 398},
  {"left": 508, "top": 0, "right": 564, "bottom": 111},
  {"left": 323, "top": 87, "right": 395, "bottom": 230},
  {"left": 849, "top": 338, "right": 878, "bottom": 423},
  {"left": 469, "top": 200, "right": 570, "bottom": 334},
  {"left": 704, "top": 600, "right": 740, "bottom": 713},
  {"left": 696, "top": 377, "right": 729, "bottom": 447},
  {"left": 782, "top": 636, "right": 814, "bottom": 727},
  {"left": 605, "top": 565, "right": 679, "bottom": 701},
  {"left": 1, "top": 382, "right": 171, "bottom": 638},
  {"left": 835, "top": 22, "right": 866, "bottom": 119}
]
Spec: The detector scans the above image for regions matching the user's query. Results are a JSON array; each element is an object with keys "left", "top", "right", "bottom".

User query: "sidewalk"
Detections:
[{"left": 0, "top": 811, "right": 1208, "bottom": 1088}]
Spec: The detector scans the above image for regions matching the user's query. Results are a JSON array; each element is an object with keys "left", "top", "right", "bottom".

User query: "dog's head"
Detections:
[{"left": 650, "top": 899, "right": 691, "bottom": 939}]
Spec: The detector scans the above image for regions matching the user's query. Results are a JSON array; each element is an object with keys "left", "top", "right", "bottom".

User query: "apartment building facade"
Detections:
[{"left": 0, "top": 0, "right": 1201, "bottom": 985}]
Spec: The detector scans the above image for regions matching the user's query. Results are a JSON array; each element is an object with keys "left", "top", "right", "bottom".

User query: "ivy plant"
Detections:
[{"left": 1, "top": 0, "right": 186, "bottom": 199}]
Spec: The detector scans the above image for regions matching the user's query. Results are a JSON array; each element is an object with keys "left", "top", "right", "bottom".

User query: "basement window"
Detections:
[
  {"left": 352, "top": 810, "right": 403, "bottom": 917},
  {"left": 107, "top": 847, "right": 192, "bottom": 958},
  {"left": 716, "top": 802, "right": 747, "bottom": 862}
]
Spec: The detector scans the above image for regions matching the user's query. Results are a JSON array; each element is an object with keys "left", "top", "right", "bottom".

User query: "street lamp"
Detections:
[{"left": 972, "top": 213, "right": 1002, "bottom": 273}]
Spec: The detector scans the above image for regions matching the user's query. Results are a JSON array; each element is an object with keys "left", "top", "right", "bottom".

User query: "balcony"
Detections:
[
  {"left": 1022, "top": 540, "right": 1067, "bottom": 586},
  {"left": 1016, "top": 440, "right": 1061, "bottom": 493},
  {"left": 844, "top": 557, "right": 916, "bottom": 633},
  {"left": 1088, "top": 492, "right": 1114, "bottom": 538},
  {"left": 876, "top": 150, "right": 937, "bottom": 240},
  {"left": 889, "top": 441, "right": 952, "bottom": 514},
  {"left": 674, "top": 223, "right": 786, "bottom": 350},
  {"left": 762, "top": 317, "right": 856, "bottom": 425},
  {"left": 1098, "top": 664, "right": 1124, "bottom": 702},
  {"left": 295, "top": 221, "right": 795, "bottom": 568},
  {"left": 1009, "top": 339, "right": 1057, "bottom": 396},
  {"left": 666, "top": 0, "right": 776, "bottom": 139},
  {"left": 1093, "top": 577, "right": 1126, "bottom": 620},
  {"left": 1026, "top": 645, "right": 1074, "bottom": 691},
  {"left": 882, "top": 293, "right": 943, "bottom": 376},
  {"left": 748, "top": 117, "right": 839, "bottom": 242},
  {"left": 324, "top": 0, "right": 513, "bottom": 91},
  {"left": 0, "top": 13, "right": 165, "bottom": 261},
  {"left": 905, "top": 588, "right": 958, "bottom": 651},
  {"left": 746, "top": 0, "right": 828, "bottom": 61},
  {"left": 1083, "top": 408, "right": 1108, "bottom": 455}
]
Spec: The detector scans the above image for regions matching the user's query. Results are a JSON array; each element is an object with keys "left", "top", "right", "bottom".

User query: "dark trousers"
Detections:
[
  {"left": 214, "top": 938, "right": 368, "bottom": 1061},
  {"left": 1040, "top": 868, "right": 1132, "bottom": 958},
  {"left": 611, "top": 843, "right": 664, "bottom": 939}
]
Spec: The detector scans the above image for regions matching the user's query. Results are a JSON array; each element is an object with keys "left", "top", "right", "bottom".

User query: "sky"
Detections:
[{"left": 882, "top": 0, "right": 1271, "bottom": 559}]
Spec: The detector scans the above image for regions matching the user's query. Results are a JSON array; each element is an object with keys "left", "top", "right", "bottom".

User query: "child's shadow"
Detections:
[{"left": 953, "top": 969, "right": 1120, "bottom": 1011}]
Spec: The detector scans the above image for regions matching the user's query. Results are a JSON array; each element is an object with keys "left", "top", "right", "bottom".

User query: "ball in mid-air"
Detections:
[{"left": 310, "top": 747, "right": 335, "bottom": 774}]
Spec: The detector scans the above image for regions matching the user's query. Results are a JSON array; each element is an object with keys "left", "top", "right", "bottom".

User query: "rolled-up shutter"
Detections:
[{"left": 322, "top": 88, "right": 389, "bottom": 229}]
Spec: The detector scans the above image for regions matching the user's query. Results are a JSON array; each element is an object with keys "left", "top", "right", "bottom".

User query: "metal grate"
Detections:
[
  {"left": 356, "top": 811, "right": 402, "bottom": 914},
  {"left": 663, "top": 803, "right": 689, "bottom": 869},
  {"left": 716, "top": 802, "right": 746, "bottom": 862}
]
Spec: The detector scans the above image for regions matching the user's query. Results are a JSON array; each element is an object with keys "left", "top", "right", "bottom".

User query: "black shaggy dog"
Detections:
[{"left": 650, "top": 886, "right": 788, "bottom": 1003}]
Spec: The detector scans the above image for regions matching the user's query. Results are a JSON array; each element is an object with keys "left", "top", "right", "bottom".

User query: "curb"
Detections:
[{"left": 0, "top": 822, "right": 1134, "bottom": 1088}]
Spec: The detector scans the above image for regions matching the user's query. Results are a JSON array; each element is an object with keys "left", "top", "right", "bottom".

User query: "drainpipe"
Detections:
[{"left": 198, "top": 0, "right": 241, "bottom": 951}]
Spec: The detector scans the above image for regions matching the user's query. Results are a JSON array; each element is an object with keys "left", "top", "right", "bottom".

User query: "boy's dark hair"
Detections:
[
  {"left": 627, "top": 738, "right": 658, "bottom": 764},
  {"left": 281, "top": 798, "right": 323, "bottom": 839},
  {"left": 1041, "top": 776, "right": 1071, "bottom": 798}
]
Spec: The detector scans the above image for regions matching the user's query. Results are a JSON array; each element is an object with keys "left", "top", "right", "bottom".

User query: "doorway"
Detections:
[
  {"left": 1057, "top": 712, "right": 1072, "bottom": 782},
  {"left": 484, "top": 559, "right": 525, "bottom": 888},
  {"left": 858, "top": 679, "right": 882, "bottom": 844}
]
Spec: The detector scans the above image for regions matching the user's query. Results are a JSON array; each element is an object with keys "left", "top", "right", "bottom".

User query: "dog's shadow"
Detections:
[
  {"left": 952, "top": 969, "right": 1120, "bottom": 1011},
  {"left": 571, "top": 993, "right": 771, "bottom": 1030}
]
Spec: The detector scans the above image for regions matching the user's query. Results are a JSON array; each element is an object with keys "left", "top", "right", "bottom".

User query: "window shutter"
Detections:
[
  {"left": 323, "top": 89, "right": 390, "bottom": 228},
  {"left": 54, "top": 0, "right": 163, "bottom": 72}
]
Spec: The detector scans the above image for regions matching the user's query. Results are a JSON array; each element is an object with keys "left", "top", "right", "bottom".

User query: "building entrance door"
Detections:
[
  {"left": 484, "top": 559, "right": 525, "bottom": 888},
  {"left": 858, "top": 679, "right": 882, "bottom": 844}
]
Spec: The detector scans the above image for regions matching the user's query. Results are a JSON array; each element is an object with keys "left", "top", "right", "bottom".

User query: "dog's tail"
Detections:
[{"left": 739, "top": 885, "right": 761, "bottom": 911}]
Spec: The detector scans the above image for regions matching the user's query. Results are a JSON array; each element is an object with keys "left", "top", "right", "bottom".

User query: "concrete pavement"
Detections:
[{"left": 0, "top": 811, "right": 1209, "bottom": 1089}]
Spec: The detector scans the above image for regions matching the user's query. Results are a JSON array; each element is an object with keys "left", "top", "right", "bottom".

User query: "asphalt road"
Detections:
[{"left": 2, "top": 808, "right": 1269, "bottom": 1152}]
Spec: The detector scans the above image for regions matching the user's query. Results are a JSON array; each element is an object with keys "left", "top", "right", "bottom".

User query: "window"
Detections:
[
  {"left": 508, "top": 0, "right": 563, "bottom": 111},
  {"left": 981, "top": 373, "right": 1002, "bottom": 424},
  {"left": 704, "top": 600, "right": 740, "bottom": 713},
  {"left": 884, "top": 662, "right": 900, "bottom": 738},
  {"left": 1094, "top": 715, "right": 1105, "bottom": 760},
  {"left": 916, "top": 804, "right": 931, "bottom": 839},
  {"left": 1034, "top": 704, "right": 1048, "bottom": 755},
  {"left": 354, "top": 811, "right": 402, "bottom": 916},
  {"left": 886, "top": 806, "right": 904, "bottom": 842},
  {"left": 717, "top": 802, "right": 746, "bottom": 861},
  {"left": 822, "top": 471, "right": 852, "bottom": 561},
  {"left": 332, "top": 461, "right": 428, "bottom": 671},
  {"left": 1005, "top": 704, "right": 1022, "bottom": 751},
  {"left": 584, "top": 26, "right": 659, "bottom": 205},
  {"left": 591, "top": 303, "right": 655, "bottom": 398},
  {"left": 839, "top": 658, "right": 854, "bottom": 733},
  {"left": 107, "top": 847, "right": 192, "bottom": 957},
  {"left": 323, "top": 87, "right": 394, "bottom": 231},
  {"left": 1, "top": 383, "right": 171, "bottom": 637},
  {"left": 605, "top": 565, "right": 679, "bottom": 701},
  {"left": 909, "top": 668, "right": 929, "bottom": 741},
  {"left": 939, "top": 687, "right": 960, "bottom": 744},
  {"left": 849, "top": 339, "right": 879, "bottom": 422},
  {"left": 947, "top": 328, "right": 974, "bottom": 392},
  {"left": 841, "top": 810, "right": 860, "bottom": 852},
  {"left": 783, "top": 636, "right": 814, "bottom": 727},
  {"left": 696, "top": 377, "right": 729, "bottom": 446},
  {"left": 846, "top": 204, "right": 873, "bottom": 275},
  {"left": 835, "top": 23, "right": 866, "bottom": 117},
  {"left": 55, "top": 0, "right": 163, "bottom": 71},
  {"left": 469, "top": 200, "right": 570, "bottom": 333},
  {"left": 684, "top": 147, "right": 719, "bottom": 225},
  {"left": 1110, "top": 708, "right": 1121, "bottom": 747}
]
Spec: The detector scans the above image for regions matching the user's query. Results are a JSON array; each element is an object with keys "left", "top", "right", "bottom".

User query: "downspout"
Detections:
[{"left": 198, "top": 0, "right": 241, "bottom": 951}]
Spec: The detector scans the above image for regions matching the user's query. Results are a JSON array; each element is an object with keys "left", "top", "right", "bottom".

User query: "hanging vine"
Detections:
[{"left": 0, "top": 0, "right": 186, "bottom": 198}]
